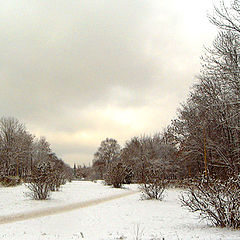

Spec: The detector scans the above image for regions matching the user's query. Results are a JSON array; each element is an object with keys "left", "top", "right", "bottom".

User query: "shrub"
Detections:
[
  {"left": 140, "top": 177, "right": 169, "bottom": 200},
  {"left": 26, "top": 162, "right": 53, "bottom": 200},
  {"left": 180, "top": 175, "right": 240, "bottom": 229},
  {"left": 49, "top": 169, "right": 66, "bottom": 191},
  {"left": 104, "top": 161, "right": 127, "bottom": 188},
  {"left": 140, "top": 164, "right": 169, "bottom": 200}
]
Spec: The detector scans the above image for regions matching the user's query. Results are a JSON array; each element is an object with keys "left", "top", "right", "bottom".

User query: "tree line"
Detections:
[
  {"left": 91, "top": 0, "right": 239, "bottom": 184},
  {"left": 90, "top": 1, "right": 240, "bottom": 229},
  {"left": 0, "top": 116, "right": 72, "bottom": 198}
]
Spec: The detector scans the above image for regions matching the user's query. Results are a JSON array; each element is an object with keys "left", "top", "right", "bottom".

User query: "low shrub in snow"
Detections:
[
  {"left": 49, "top": 169, "right": 67, "bottom": 192},
  {"left": 104, "top": 161, "right": 127, "bottom": 188},
  {"left": 180, "top": 175, "right": 240, "bottom": 229},
  {"left": 140, "top": 165, "right": 169, "bottom": 200},
  {"left": 140, "top": 178, "right": 169, "bottom": 200},
  {"left": 26, "top": 162, "right": 53, "bottom": 200}
]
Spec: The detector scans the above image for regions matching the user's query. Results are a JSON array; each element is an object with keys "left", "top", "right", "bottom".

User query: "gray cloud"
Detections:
[{"left": 0, "top": 0, "right": 217, "bottom": 165}]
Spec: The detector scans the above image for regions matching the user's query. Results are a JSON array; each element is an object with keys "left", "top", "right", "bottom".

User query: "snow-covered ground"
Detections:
[{"left": 0, "top": 181, "right": 239, "bottom": 240}]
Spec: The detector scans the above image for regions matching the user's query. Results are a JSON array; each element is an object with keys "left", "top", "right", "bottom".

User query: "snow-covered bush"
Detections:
[
  {"left": 48, "top": 166, "right": 67, "bottom": 191},
  {"left": 140, "top": 179, "right": 168, "bottom": 200},
  {"left": 26, "top": 162, "right": 53, "bottom": 200},
  {"left": 49, "top": 170, "right": 66, "bottom": 191},
  {"left": 180, "top": 176, "right": 240, "bottom": 229},
  {"left": 140, "top": 164, "right": 169, "bottom": 200},
  {"left": 104, "top": 161, "right": 127, "bottom": 188}
]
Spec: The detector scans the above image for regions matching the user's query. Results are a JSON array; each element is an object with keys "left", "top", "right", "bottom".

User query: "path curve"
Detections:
[{"left": 0, "top": 190, "right": 137, "bottom": 225}]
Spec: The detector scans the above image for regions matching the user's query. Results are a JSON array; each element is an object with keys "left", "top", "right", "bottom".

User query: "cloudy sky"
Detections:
[{"left": 1, "top": 0, "right": 217, "bottom": 166}]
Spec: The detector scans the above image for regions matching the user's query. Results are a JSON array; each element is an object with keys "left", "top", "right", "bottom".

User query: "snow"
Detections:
[{"left": 0, "top": 181, "right": 239, "bottom": 240}]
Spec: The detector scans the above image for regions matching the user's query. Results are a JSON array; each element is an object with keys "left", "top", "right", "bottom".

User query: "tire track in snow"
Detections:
[{"left": 0, "top": 190, "right": 137, "bottom": 225}]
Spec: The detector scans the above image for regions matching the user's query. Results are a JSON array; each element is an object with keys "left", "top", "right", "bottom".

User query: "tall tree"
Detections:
[
  {"left": 0, "top": 117, "right": 33, "bottom": 177},
  {"left": 171, "top": 0, "right": 240, "bottom": 178},
  {"left": 92, "top": 138, "right": 121, "bottom": 179}
]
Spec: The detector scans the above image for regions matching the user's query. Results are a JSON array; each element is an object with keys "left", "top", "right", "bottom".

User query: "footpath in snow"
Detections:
[{"left": 0, "top": 181, "right": 239, "bottom": 240}]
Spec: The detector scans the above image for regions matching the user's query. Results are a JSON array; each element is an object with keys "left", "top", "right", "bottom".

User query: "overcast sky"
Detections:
[{"left": 1, "top": 0, "right": 218, "bottom": 166}]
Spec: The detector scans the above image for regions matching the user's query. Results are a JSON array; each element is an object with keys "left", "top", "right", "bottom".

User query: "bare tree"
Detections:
[
  {"left": 171, "top": 30, "right": 240, "bottom": 178},
  {"left": 32, "top": 137, "right": 51, "bottom": 164},
  {"left": 209, "top": 0, "right": 240, "bottom": 34},
  {"left": 0, "top": 116, "right": 71, "bottom": 193},
  {"left": 173, "top": 0, "right": 240, "bottom": 230},
  {"left": 92, "top": 138, "right": 121, "bottom": 179},
  {"left": 0, "top": 117, "right": 33, "bottom": 182}
]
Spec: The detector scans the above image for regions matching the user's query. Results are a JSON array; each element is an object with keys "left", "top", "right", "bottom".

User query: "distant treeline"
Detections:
[{"left": 0, "top": 116, "right": 72, "bottom": 184}]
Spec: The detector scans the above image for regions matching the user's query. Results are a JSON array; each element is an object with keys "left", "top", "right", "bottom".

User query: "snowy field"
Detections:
[{"left": 0, "top": 181, "right": 239, "bottom": 240}]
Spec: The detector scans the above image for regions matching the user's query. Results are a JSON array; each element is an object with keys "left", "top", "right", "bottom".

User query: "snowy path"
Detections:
[{"left": 0, "top": 190, "right": 137, "bottom": 225}]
